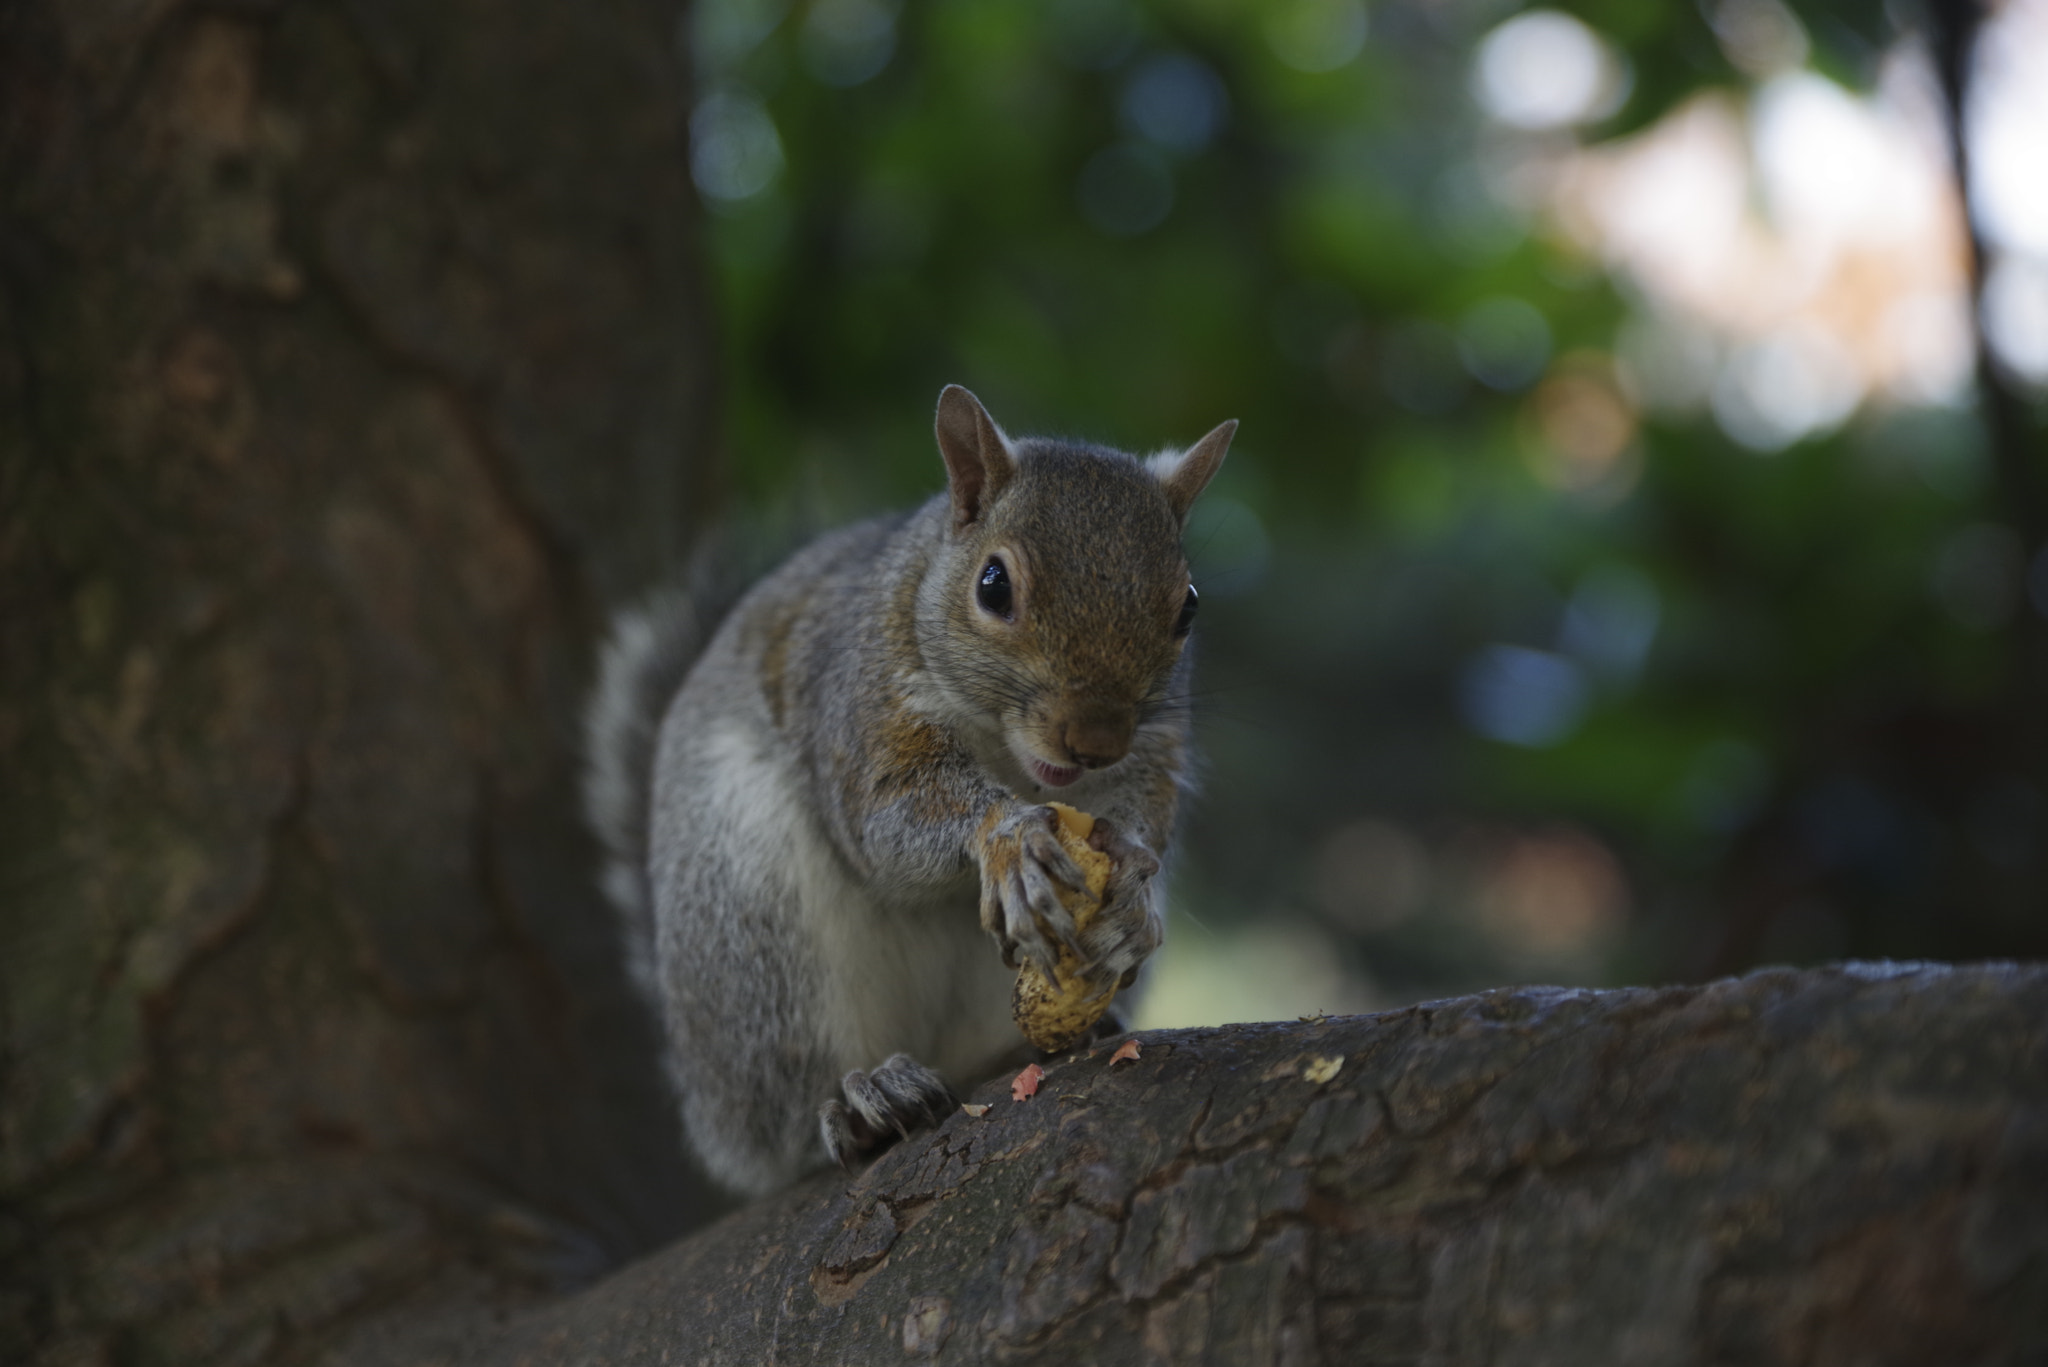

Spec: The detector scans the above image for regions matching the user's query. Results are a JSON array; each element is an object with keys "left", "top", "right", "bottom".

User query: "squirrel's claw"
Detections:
[
  {"left": 981, "top": 807, "right": 1162, "bottom": 982},
  {"left": 1016, "top": 853, "right": 1080, "bottom": 950},
  {"left": 819, "top": 1098, "right": 863, "bottom": 1171},
  {"left": 980, "top": 803, "right": 1092, "bottom": 976},
  {"left": 821, "top": 1101, "right": 862, "bottom": 1172},
  {"left": 1091, "top": 819, "right": 1162, "bottom": 893},
  {"left": 1001, "top": 865, "right": 1061, "bottom": 977},
  {"left": 1025, "top": 814, "right": 1091, "bottom": 893},
  {"left": 822, "top": 1054, "right": 956, "bottom": 1171},
  {"left": 1075, "top": 816, "right": 1165, "bottom": 982}
]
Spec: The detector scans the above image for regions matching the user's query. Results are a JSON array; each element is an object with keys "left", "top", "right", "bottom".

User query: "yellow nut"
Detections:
[{"left": 1010, "top": 802, "right": 1118, "bottom": 1053}]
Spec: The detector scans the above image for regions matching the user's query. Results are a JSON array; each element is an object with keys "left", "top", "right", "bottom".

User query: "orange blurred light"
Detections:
[{"left": 1525, "top": 355, "right": 1639, "bottom": 495}]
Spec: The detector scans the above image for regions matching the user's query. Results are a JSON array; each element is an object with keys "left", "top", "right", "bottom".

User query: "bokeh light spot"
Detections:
[
  {"left": 1476, "top": 828, "right": 1628, "bottom": 960},
  {"left": 1969, "top": 0, "right": 2048, "bottom": 259},
  {"left": 1705, "top": 0, "right": 1810, "bottom": 79},
  {"left": 1710, "top": 326, "right": 1861, "bottom": 451},
  {"left": 1983, "top": 253, "right": 2048, "bottom": 386},
  {"left": 1263, "top": 0, "right": 1368, "bottom": 74},
  {"left": 690, "top": 89, "right": 785, "bottom": 202},
  {"left": 1527, "top": 366, "right": 1639, "bottom": 495},
  {"left": 1122, "top": 54, "right": 1229, "bottom": 155},
  {"left": 689, "top": 0, "right": 791, "bottom": 74},
  {"left": 1460, "top": 645, "right": 1589, "bottom": 747},
  {"left": 1473, "top": 10, "right": 1629, "bottom": 131},
  {"left": 1615, "top": 312, "right": 1719, "bottom": 414},
  {"left": 1551, "top": 51, "right": 1976, "bottom": 440},
  {"left": 1457, "top": 297, "right": 1552, "bottom": 392},
  {"left": 799, "top": 0, "right": 899, "bottom": 88},
  {"left": 1559, "top": 565, "right": 1659, "bottom": 685}
]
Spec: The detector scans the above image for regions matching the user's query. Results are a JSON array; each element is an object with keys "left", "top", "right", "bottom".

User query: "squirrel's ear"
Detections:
[
  {"left": 1156, "top": 419, "right": 1236, "bottom": 524},
  {"left": 935, "top": 385, "right": 1017, "bottom": 531}
]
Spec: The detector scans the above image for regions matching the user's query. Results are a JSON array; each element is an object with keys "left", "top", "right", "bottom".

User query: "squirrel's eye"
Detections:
[
  {"left": 977, "top": 558, "right": 1014, "bottom": 619},
  {"left": 1174, "top": 583, "right": 1199, "bottom": 637}
]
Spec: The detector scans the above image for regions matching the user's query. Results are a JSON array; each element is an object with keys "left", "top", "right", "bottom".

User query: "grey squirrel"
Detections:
[{"left": 584, "top": 385, "right": 1234, "bottom": 1195}]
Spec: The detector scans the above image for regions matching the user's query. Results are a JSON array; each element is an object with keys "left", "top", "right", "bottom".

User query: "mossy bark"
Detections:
[{"left": 0, "top": 3, "right": 722, "bottom": 1362}]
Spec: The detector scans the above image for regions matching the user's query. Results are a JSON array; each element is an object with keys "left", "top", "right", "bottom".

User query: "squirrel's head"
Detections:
[{"left": 923, "top": 384, "right": 1235, "bottom": 792}]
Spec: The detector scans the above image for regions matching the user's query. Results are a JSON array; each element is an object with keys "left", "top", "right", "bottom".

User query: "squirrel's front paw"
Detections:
[
  {"left": 1077, "top": 816, "right": 1163, "bottom": 983},
  {"left": 978, "top": 805, "right": 1092, "bottom": 975},
  {"left": 819, "top": 1053, "right": 957, "bottom": 1172}
]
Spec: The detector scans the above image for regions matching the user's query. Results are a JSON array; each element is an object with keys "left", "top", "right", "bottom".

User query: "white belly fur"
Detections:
[{"left": 697, "top": 717, "right": 1021, "bottom": 1089}]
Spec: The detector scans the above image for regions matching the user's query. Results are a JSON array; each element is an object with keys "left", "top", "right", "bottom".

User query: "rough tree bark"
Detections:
[
  {"left": 6, "top": 7, "right": 2046, "bottom": 1367},
  {"left": 0, "top": 3, "right": 724, "bottom": 1363},
  {"left": 373, "top": 963, "right": 2048, "bottom": 1366}
]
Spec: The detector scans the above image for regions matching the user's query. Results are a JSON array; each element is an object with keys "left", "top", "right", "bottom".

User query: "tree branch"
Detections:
[{"left": 366, "top": 962, "right": 2048, "bottom": 1365}]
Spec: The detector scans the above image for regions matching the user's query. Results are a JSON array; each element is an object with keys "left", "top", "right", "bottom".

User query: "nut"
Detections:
[{"left": 1010, "top": 802, "right": 1118, "bottom": 1052}]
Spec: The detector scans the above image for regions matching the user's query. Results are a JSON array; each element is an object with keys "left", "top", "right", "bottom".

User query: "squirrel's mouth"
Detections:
[{"left": 1026, "top": 756, "right": 1083, "bottom": 788}]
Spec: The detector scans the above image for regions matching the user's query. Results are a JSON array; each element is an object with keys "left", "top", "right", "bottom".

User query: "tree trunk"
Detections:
[
  {"left": 395, "top": 964, "right": 2047, "bottom": 1367},
  {"left": 8, "top": 8, "right": 2047, "bottom": 1367},
  {"left": 0, "top": 3, "right": 723, "bottom": 1363}
]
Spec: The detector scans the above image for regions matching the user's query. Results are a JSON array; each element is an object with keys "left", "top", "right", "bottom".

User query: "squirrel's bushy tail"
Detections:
[{"left": 583, "top": 573, "right": 728, "bottom": 999}]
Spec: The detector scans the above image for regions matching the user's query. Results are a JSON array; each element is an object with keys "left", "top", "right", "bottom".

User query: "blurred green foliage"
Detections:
[{"left": 685, "top": 0, "right": 2048, "bottom": 1003}]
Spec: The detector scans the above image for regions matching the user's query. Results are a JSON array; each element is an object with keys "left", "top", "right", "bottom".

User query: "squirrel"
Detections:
[{"left": 584, "top": 385, "right": 1235, "bottom": 1196}]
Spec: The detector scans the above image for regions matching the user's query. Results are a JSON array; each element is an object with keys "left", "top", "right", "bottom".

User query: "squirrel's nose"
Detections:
[{"left": 1058, "top": 713, "right": 1134, "bottom": 769}]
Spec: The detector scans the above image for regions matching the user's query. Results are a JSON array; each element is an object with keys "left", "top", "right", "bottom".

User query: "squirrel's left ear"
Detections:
[
  {"left": 935, "top": 385, "right": 1018, "bottom": 531},
  {"left": 1156, "top": 419, "right": 1236, "bottom": 525}
]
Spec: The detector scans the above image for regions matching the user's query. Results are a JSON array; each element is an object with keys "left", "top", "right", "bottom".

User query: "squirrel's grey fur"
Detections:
[
  {"left": 583, "top": 583, "right": 714, "bottom": 1001},
  {"left": 585, "top": 386, "right": 1233, "bottom": 1195}
]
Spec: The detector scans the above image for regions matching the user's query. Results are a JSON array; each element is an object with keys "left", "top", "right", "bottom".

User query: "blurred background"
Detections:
[{"left": 682, "top": 0, "right": 2048, "bottom": 1021}]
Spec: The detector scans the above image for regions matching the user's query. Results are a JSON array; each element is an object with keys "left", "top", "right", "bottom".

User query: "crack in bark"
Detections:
[
  {"left": 393, "top": 967, "right": 2048, "bottom": 1367},
  {"left": 144, "top": 746, "right": 310, "bottom": 1017}
]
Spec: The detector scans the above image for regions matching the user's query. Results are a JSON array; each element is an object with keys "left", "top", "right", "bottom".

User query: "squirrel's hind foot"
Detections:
[{"left": 820, "top": 1053, "right": 957, "bottom": 1171}]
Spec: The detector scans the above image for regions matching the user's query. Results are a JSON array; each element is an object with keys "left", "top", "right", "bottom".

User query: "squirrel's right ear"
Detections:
[
  {"left": 1156, "top": 419, "right": 1237, "bottom": 525},
  {"left": 935, "top": 385, "right": 1017, "bottom": 531}
]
